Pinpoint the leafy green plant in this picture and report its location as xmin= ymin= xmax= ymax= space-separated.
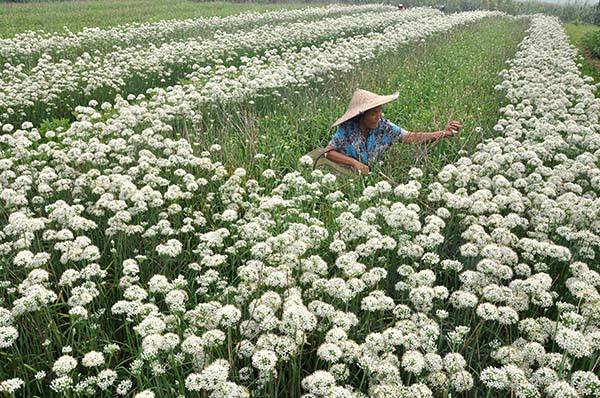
xmin=38 ymin=117 xmax=71 ymax=135
xmin=582 ymin=29 xmax=600 ymax=57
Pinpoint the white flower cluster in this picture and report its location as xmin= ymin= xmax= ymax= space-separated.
xmin=436 ymin=15 xmax=600 ymax=397
xmin=0 ymin=4 xmax=393 ymax=66
xmin=0 ymin=7 xmax=439 ymax=124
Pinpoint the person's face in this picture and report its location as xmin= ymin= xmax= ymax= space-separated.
xmin=360 ymin=105 xmax=383 ymax=130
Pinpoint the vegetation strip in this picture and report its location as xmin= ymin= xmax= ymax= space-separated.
xmin=436 ymin=16 xmax=600 ymax=396
xmin=0 ymin=10 xmax=495 ymax=150
xmin=564 ymin=23 xmax=600 ymax=97
xmin=0 ymin=0 xmax=326 ymax=39
xmin=0 ymin=4 xmax=391 ymax=67
xmin=0 ymin=7 xmax=438 ymax=126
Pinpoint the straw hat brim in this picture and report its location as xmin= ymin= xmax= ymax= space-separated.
xmin=331 ymin=91 xmax=399 ymax=128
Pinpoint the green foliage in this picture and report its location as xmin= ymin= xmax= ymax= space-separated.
xmin=564 ymin=20 xmax=600 ymax=45
xmin=564 ymin=23 xmax=600 ymax=94
xmin=583 ymin=29 xmax=600 ymax=57
xmin=38 ymin=117 xmax=71 ymax=135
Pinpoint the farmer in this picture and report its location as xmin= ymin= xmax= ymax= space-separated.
xmin=308 ymin=89 xmax=461 ymax=176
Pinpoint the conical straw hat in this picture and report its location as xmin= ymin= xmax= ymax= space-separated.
xmin=331 ymin=89 xmax=399 ymax=128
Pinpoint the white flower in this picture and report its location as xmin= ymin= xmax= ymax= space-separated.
xmin=116 ymin=379 xmax=133 ymax=395
xmin=155 ymin=239 xmax=183 ymax=257
xmin=217 ymin=305 xmax=242 ymax=328
xmin=571 ymin=371 xmax=600 ymax=396
xmin=450 ymin=371 xmax=474 ymax=392
xmin=476 ymin=303 xmax=499 ymax=321
xmin=201 ymin=329 xmax=226 ymax=349
xmin=96 ymin=369 xmax=117 ymax=390
xmin=252 ymin=349 xmax=277 ymax=373
xmin=185 ymin=359 xmax=229 ymax=391
xmin=82 ymin=351 xmax=105 ymax=367
xmin=402 ymin=350 xmax=425 ymax=374
xmin=444 ymin=353 xmax=466 ymax=373
xmin=165 ymin=289 xmax=188 ymax=312
xmin=497 ymin=306 xmax=519 ymax=325
xmin=262 ymin=169 xmax=276 ymax=179
xmin=299 ymin=155 xmax=314 ymax=167
xmin=0 ymin=378 xmax=23 ymax=394
xmin=302 ymin=370 xmax=335 ymax=396
xmin=49 ymin=376 xmax=73 ymax=393
xmin=181 ymin=335 xmax=204 ymax=356
xmin=221 ymin=209 xmax=238 ymax=222
xmin=408 ymin=167 xmax=424 ymax=179
xmin=545 ymin=381 xmax=578 ymax=398
xmin=0 ymin=326 xmax=18 ymax=348
xmin=52 ymin=355 xmax=77 ymax=375
xmin=148 ymin=275 xmax=172 ymax=293
xmin=133 ymin=390 xmax=155 ymax=398
xmin=555 ymin=327 xmax=592 ymax=358
xmin=317 ymin=342 xmax=343 ymax=363
xmin=450 ymin=290 xmax=478 ymax=308
xmin=134 ymin=316 xmax=166 ymax=337
xmin=361 ymin=290 xmax=394 ymax=312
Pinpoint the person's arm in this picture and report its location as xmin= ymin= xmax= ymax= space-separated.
xmin=401 ymin=120 xmax=461 ymax=144
xmin=324 ymin=145 xmax=370 ymax=175
xmin=401 ymin=130 xmax=451 ymax=144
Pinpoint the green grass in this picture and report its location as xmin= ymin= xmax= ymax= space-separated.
xmin=565 ymin=21 xmax=600 ymax=46
xmin=564 ymin=23 xmax=600 ymax=93
xmin=0 ymin=0 xmax=324 ymax=38
xmin=196 ymin=17 xmax=528 ymax=187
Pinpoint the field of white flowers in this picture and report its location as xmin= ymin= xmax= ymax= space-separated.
xmin=0 ymin=4 xmax=391 ymax=66
xmin=0 ymin=4 xmax=599 ymax=398
xmin=1 ymin=6 xmax=439 ymax=125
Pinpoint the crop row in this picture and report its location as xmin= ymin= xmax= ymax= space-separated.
xmin=0 ymin=3 xmax=394 ymax=68
xmin=180 ymin=11 xmax=504 ymax=109
xmin=0 ymin=7 xmax=440 ymax=125
xmin=426 ymin=14 xmax=600 ymax=397
xmin=44 ymin=10 xmax=497 ymax=142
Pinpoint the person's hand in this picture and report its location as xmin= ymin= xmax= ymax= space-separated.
xmin=353 ymin=160 xmax=370 ymax=175
xmin=444 ymin=120 xmax=462 ymax=137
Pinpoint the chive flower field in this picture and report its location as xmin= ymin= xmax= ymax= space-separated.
xmin=0 ymin=4 xmax=599 ymax=398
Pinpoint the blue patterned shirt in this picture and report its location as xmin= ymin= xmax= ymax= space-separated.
xmin=328 ymin=118 xmax=407 ymax=165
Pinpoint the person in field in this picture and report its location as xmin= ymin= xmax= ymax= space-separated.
xmin=309 ymin=89 xmax=461 ymax=176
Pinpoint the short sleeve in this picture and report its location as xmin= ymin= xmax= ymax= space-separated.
xmin=327 ymin=125 xmax=347 ymax=151
xmin=387 ymin=120 xmax=407 ymax=140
